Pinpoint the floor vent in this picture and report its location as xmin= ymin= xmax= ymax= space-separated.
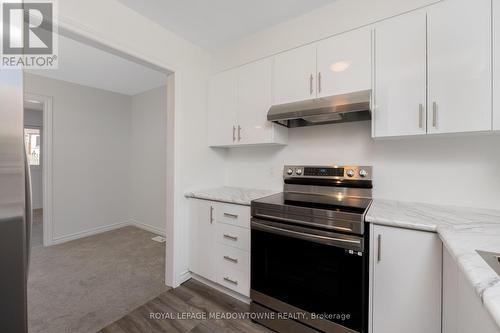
xmin=151 ymin=236 xmax=166 ymax=243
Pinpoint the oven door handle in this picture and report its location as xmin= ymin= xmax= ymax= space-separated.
xmin=251 ymin=219 xmax=362 ymax=251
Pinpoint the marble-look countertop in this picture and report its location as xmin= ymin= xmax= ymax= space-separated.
xmin=366 ymin=199 xmax=500 ymax=329
xmin=185 ymin=186 xmax=278 ymax=206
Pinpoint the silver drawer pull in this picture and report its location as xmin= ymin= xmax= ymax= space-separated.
xmin=377 ymin=234 xmax=382 ymax=263
xmin=223 ymin=234 xmax=238 ymax=241
xmin=223 ymin=213 xmax=238 ymax=219
xmin=432 ymin=102 xmax=438 ymax=128
xmin=223 ymin=255 xmax=238 ymax=263
xmin=223 ymin=277 xmax=238 ymax=285
xmin=418 ymin=104 xmax=424 ymax=129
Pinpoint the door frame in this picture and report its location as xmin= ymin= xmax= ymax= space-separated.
xmin=24 ymin=92 xmax=54 ymax=247
xmin=32 ymin=22 xmax=179 ymax=287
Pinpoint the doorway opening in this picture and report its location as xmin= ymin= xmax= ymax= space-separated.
xmin=24 ymin=96 xmax=49 ymax=248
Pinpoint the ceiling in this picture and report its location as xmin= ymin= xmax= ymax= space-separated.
xmin=117 ymin=0 xmax=337 ymax=49
xmin=27 ymin=35 xmax=168 ymax=96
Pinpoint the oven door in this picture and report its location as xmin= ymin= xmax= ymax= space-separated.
xmin=251 ymin=218 xmax=367 ymax=333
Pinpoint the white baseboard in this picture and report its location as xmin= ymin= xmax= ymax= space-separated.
xmin=129 ymin=219 xmax=166 ymax=236
xmin=50 ymin=219 xmax=166 ymax=245
xmin=51 ymin=220 xmax=129 ymax=245
xmin=177 ymin=270 xmax=192 ymax=287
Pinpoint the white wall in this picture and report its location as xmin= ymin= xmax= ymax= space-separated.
xmin=130 ymin=86 xmax=167 ymax=235
xmin=24 ymin=109 xmax=43 ymax=209
xmin=214 ymin=0 xmax=500 ymax=210
xmin=225 ymin=122 xmax=500 ymax=209
xmin=32 ymin=0 xmax=226 ymax=286
xmin=24 ymin=73 xmax=132 ymax=241
xmin=211 ymin=0 xmax=441 ymax=72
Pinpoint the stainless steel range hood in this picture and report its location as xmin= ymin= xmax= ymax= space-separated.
xmin=267 ymin=90 xmax=372 ymax=128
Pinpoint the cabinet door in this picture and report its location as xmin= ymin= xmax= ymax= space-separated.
xmin=236 ymin=58 xmax=274 ymax=145
xmin=188 ymin=199 xmax=216 ymax=280
xmin=427 ymin=0 xmax=492 ymax=134
xmin=208 ymin=70 xmax=237 ymax=146
xmin=371 ymin=225 xmax=442 ymax=333
xmin=494 ymin=0 xmax=500 ymax=131
xmin=373 ymin=10 xmax=427 ymax=137
xmin=273 ymin=44 xmax=317 ymax=105
xmin=317 ymin=28 xmax=372 ymax=98
xmin=443 ymin=247 xmax=498 ymax=333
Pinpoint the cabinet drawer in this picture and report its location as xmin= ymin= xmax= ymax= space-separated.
xmin=215 ymin=222 xmax=250 ymax=251
xmin=216 ymin=261 xmax=250 ymax=297
xmin=216 ymin=203 xmax=251 ymax=228
xmin=215 ymin=243 xmax=250 ymax=273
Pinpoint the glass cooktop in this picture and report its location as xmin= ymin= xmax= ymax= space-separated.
xmin=253 ymin=192 xmax=372 ymax=215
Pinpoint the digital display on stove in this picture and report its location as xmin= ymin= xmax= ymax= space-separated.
xmin=304 ymin=167 xmax=344 ymax=177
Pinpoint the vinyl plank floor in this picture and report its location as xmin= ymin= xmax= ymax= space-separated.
xmin=100 ymin=279 xmax=272 ymax=333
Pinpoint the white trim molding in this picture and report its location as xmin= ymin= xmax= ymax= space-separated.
xmin=129 ymin=219 xmax=166 ymax=236
xmin=24 ymin=92 xmax=54 ymax=247
xmin=51 ymin=220 xmax=130 ymax=245
xmin=50 ymin=219 xmax=166 ymax=245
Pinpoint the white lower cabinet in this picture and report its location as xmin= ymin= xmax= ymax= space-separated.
xmin=188 ymin=198 xmax=251 ymax=297
xmin=370 ymin=225 xmax=442 ymax=333
xmin=188 ymin=199 xmax=217 ymax=281
xmin=443 ymin=247 xmax=498 ymax=333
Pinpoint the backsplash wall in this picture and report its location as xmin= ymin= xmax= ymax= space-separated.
xmin=224 ymin=121 xmax=500 ymax=209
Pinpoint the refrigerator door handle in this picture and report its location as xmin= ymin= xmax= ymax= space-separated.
xmin=24 ymin=145 xmax=32 ymax=271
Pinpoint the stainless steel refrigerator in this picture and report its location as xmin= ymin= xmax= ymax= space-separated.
xmin=0 ymin=70 xmax=32 ymax=333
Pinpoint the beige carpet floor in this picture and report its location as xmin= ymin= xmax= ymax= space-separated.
xmin=28 ymin=226 xmax=169 ymax=333
xmin=31 ymin=209 xmax=43 ymax=247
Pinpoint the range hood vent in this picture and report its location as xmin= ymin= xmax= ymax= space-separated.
xmin=267 ymin=90 xmax=372 ymax=128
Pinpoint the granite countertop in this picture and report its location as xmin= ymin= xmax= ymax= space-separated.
xmin=185 ymin=186 xmax=279 ymax=206
xmin=366 ymin=199 xmax=500 ymax=329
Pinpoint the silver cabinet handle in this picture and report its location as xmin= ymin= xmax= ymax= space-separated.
xmin=318 ymin=72 xmax=322 ymax=94
xmin=432 ymin=102 xmax=438 ymax=128
xmin=209 ymin=206 xmax=214 ymax=224
xmin=223 ymin=255 xmax=238 ymax=263
xmin=223 ymin=234 xmax=238 ymax=241
xmin=232 ymin=125 xmax=236 ymax=142
xmin=419 ymin=104 xmax=424 ymax=129
xmin=377 ymin=234 xmax=382 ymax=262
xmin=237 ymin=125 xmax=241 ymax=141
xmin=309 ymin=74 xmax=314 ymax=95
xmin=223 ymin=277 xmax=238 ymax=285
xmin=223 ymin=213 xmax=238 ymax=219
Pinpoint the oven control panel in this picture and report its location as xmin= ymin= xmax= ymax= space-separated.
xmin=284 ymin=165 xmax=372 ymax=181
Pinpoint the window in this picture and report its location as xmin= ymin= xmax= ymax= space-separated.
xmin=24 ymin=127 xmax=41 ymax=166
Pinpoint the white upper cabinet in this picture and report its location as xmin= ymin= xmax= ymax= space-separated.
xmin=208 ymin=60 xmax=287 ymax=147
xmin=373 ymin=10 xmax=427 ymax=137
xmin=273 ymin=44 xmax=317 ymax=105
xmin=208 ymin=69 xmax=237 ymax=147
xmin=317 ymin=28 xmax=372 ymax=98
xmin=237 ymin=58 xmax=287 ymax=145
xmin=493 ymin=0 xmax=500 ymax=131
xmin=427 ymin=0 xmax=492 ymax=134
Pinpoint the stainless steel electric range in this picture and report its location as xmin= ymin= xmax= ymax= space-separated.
xmin=250 ymin=165 xmax=373 ymax=333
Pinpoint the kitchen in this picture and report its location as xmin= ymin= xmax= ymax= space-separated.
xmin=185 ymin=0 xmax=500 ymax=332
xmin=1 ymin=0 xmax=500 ymax=332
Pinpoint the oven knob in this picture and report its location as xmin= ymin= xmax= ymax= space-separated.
xmin=286 ymin=168 xmax=293 ymax=175
xmin=346 ymin=169 xmax=355 ymax=177
xmin=296 ymin=168 xmax=303 ymax=175
xmin=359 ymin=169 xmax=368 ymax=178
